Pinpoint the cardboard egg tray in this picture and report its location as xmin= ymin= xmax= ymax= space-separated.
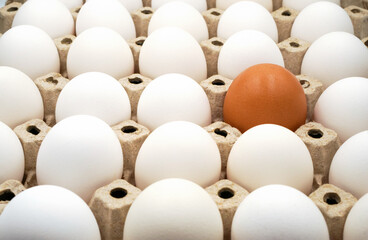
xmin=0 ymin=0 xmax=367 ymax=239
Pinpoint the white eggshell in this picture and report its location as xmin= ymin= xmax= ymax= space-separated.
xmin=283 ymin=0 xmax=340 ymax=11
xmin=301 ymin=32 xmax=368 ymax=87
xmin=344 ymin=193 xmax=368 ymax=239
xmin=36 ymin=115 xmax=123 ymax=202
xmin=137 ymin=73 xmax=211 ymax=130
xmin=67 ymin=27 xmax=134 ymax=79
xmin=0 ymin=185 xmax=101 ymax=240
xmin=139 ymin=27 xmax=207 ymax=82
xmin=56 ymin=0 xmax=84 ymax=10
xmin=217 ymin=1 xmax=278 ymax=41
xmin=329 ymin=131 xmax=368 ymax=198
xmin=135 ymin=121 xmax=221 ymax=189
xmin=0 ymin=121 xmax=24 ymax=183
xmin=151 ymin=0 xmax=207 ymax=12
xmin=314 ymin=77 xmax=368 ymax=142
xmin=124 ymin=178 xmax=223 ymax=240
xmin=216 ymin=0 xmax=273 ymax=12
xmin=148 ymin=1 xmax=208 ymax=42
xmin=12 ymin=0 xmax=74 ymax=39
xmin=77 ymin=0 xmax=136 ymax=39
xmin=0 ymin=66 xmax=44 ymax=128
xmin=218 ymin=29 xmax=284 ymax=79
xmin=86 ymin=0 xmax=143 ymax=12
xmin=56 ymin=72 xmax=131 ymax=126
xmin=232 ymin=185 xmax=329 ymax=240
xmin=0 ymin=25 xmax=60 ymax=79
xmin=227 ymin=124 xmax=313 ymax=194
xmin=291 ymin=2 xmax=353 ymax=43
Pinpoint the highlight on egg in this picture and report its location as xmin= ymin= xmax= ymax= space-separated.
xmin=151 ymin=0 xmax=207 ymax=12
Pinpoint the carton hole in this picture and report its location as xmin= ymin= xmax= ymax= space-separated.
xmin=7 ymin=7 xmax=18 ymax=12
xmin=218 ymin=188 xmax=234 ymax=199
xmin=308 ymin=129 xmax=323 ymax=139
xmin=214 ymin=128 xmax=228 ymax=137
xmin=212 ymin=79 xmax=225 ymax=86
xmin=27 ymin=125 xmax=40 ymax=136
xmin=141 ymin=9 xmax=152 ymax=14
xmin=46 ymin=76 xmax=58 ymax=85
xmin=282 ymin=10 xmax=291 ymax=16
xmin=0 ymin=189 xmax=15 ymax=201
xmin=128 ymin=77 xmax=143 ymax=84
xmin=351 ymin=8 xmax=361 ymax=13
xmin=110 ymin=188 xmax=127 ymax=199
xmin=299 ymin=79 xmax=310 ymax=89
xmin=289 ymin=42 xmax=300 ymax=48
xmin=61 ymin=38 xmax=72 ymax=45
xmin=75 ymin=8 xmax=80 ymax=13
xmin=135 ymin=39 xmax=145 ymax=46
xmin=323 ymin=192 xmax=341 ymax=205
xmin=122 ymin=126 xmax=138 ymax=133
xmin=212 ymin=40 xmax=223 ymax=46
xmin=211 ymin=11 xmax=221 ymax=16
xmin=365 ymin=40 xmax=368 ymax=47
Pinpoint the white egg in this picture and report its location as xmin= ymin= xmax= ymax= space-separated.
xmin=151 ymin=0 xmax=207 ymax=12
xmin=56 ymin=0 xmax=83 ymax=10
xmin=148 ymin=1 xmax=208 ymax=42
xmin=314 ymin=77 xmax=368 ymax=142
xmin=67 ymin=27 xmax=134 ymax=79
xmin=227 ymin=124 xmax=313 ymax=194
xmin=0 ymin=121 xmax=24 ymax=183
xmin=135 ymin=121 xmax=221 ymax=189
xmin=329 ymin=131 xmax=368 ymax=198
xmin=137 ymin=73 xmax=211 ymax=130
xmin=86 ymin=0 xmax=143 ymax=12
xmin=0 ymin=185 xmax=101 ymax=240
xmin=291 ymin=2 xmax=353 ymax=43
xmin=301 ymin=32 xmax=368 ymax=87
xmin=283 ymin=0 xmax=340 ymax=11
xmin=36 ymin=115 xmax=123 ymax=202
xmin=232 ymin=185 xmax=329 ymax=240
xmin=217 ymin=1 xmax=278 ymax=41
xmin=216 ymin=0 xmax=273 ymax=12
xmin=217 ymin=29 xmax=284 ymax=79
xmin=124 ymin=178 xmax=223 ymax=240
xmin=344 ymin=193 xmax=368 ymax=239
xmin=12 ymin=0 xmax=74 ymax=39
xmin=0 ymin=66 xmax=44 ymax=128
xmin=55 ymin=72 xmax=131 ymax=126
xmin=76 ymin=0 xmax=136 ymax=39
xmin=139 ymin=27 xmax=207 ymax=82
xmin=0 ymin=25 xmax=60 ymax=80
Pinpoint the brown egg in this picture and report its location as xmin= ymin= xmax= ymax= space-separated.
xmin=223 ymin=64 xmax=307 ymax=133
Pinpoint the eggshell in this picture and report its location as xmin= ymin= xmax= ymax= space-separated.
xmin=301 ymin=32 xmax=368 ymax=87
xmin=0 ymin=25 xmax=60 ymax=80
xmin=344 ymin=193 xmax=368 ymax=239
xmin=314 ymin=77 xmax=368 ymax=142
xmin=227 ymin=124 xmax=313 ymax=194
xmin=36 ymin=115 xmax=123 ymax=202
xmin=0 ymin=66 xmax=44 ymax=128
xmin=148 ymin=1 xmax=208 ymax=42
xmin=329 ymin=131 xmax=368 ymax=198
xmin=67 ymin=27 xmax=134 ymax=79
xmin=137 ymin=73 xmax=211 ymax=130
xmin=124 ymin=178 xmax=223 ymax=240
xmin=135 ymin=121 xmax=221 ymax=189
xmin=12 ymin=0 xmax=74 ymax=39
xmin=56 ymin=0 xmax=84 ymax=10
xmin=217 ymin=30 xmax=284 ymax=80
xmin=223 ymin=64 xmax=307 ymax=132
xmin=139 ymin=27 xmax=207 ymax=82
xmin=86 ymin=0 xmax=143 ymax=12
xmin=291 ymin=2 xmax=353 ymax=43
xmin=0 ymin=185 xmax=101 ymax=240
xmin=216 ymin=0 xmax=273 ymax=12
xmin=76 ymin=0 xmax=136 ymax=40
xmin=232 ymin=185 xmax=329 ymax=240
xmin=217 ymin=1 xmax=278 ymax=41
xmin=151 ymin=0 xmax=207 ymax=12
xmin=55 ymin=72 xmax=131 ymax=126
xmin=283 ymin=0 xmax=340 ymax=11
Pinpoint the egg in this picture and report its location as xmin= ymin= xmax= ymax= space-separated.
xmin=12 ymin=0 xmax=74 ymax=39
xmin=0 ymin=66 xmax=44 ymax=128
xmin=135 ymin=121 xmax=221 ymax=189
xmin=151 ymin=0 xmax=207 ymax=12
xmin=314 ymin=77 xmax=368 ymax=142
xmin=124 ymin=178 xmax=223 ymax=240
xmin=56 ymin=0 xmax=84 ymax=10
xmin=0 ymin=25 xmax=60 ymax=80
xmin=86 ymin=0 xmax=143 ymax=12
xmin=67 ymin=27 xmax=134 ymax=79
xmin=0 ymin=185 xmax=101 ymax=240
xmin=223 ymin=64 xmax=307 ymax=132
xmin=283 ymin=0 xmax=340 ymax=11
xmin=217 ymin=30 xmax=284 ymax=80
xmin=76 ymin=0 xmax=136 ymax=40
xmin=301 ymin=32 xmax=368 ymax=87
xmin=217 ymin=1 xmax=278 ymax=41
xmin=216 ymin=0 xmax=273 ymax=12
xmin=36 ymin=115 xmax=123 ymax=202
xmin=291 ymin=2 xmax=353 ymax=43
xmin=344 ymin=193 xmax=368 ymax=239
xmin=0 ymin=121 xmax=24 ymax=183
xmin=139 ymin=27 xmax=207 ymax=82
xmin=148 ymin=1 xmax=208 ymax=42
xmin=55 ymin=72 xmax=131 ymax=126
xmin=137 ymin=73 xmax=211 ymax=130
xmin=232 ymin=185 xmax=329 ymax=239
xmin=329 ymin=131 xmax=368 ymax=198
